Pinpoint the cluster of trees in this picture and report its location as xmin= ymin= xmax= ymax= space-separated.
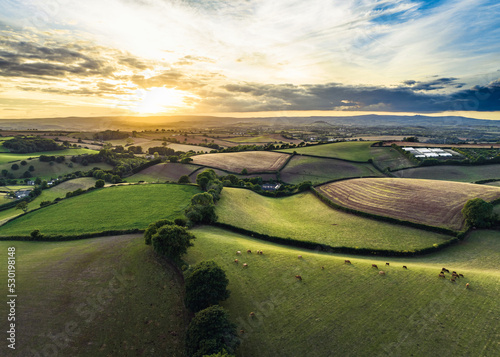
xmin=92 ymin=130 xmax=128 ymax=141
xmin=92 ymin=169 xmax=121 ymax=184
xmin=3 ymin=136 xmax=65 ymax=153
xmin=184 ymin=170 xmax=223 ymax=225
xmin=462 ymin=198 xmax=499 ymax=228
xmin=219 ymin=173 xmax=312 ymax=197
xmin=39 ymin=155 xmax=65 ymax=163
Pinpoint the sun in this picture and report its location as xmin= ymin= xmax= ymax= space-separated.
xmin=128 ymin=86 xmax=194 ymax=114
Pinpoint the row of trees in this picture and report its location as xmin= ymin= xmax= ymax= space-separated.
xmin=3 ymin=136 xmax=65 ymax=153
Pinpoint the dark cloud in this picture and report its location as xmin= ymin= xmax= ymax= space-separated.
xmin=401 ymin=77 xmax=463 ymax=91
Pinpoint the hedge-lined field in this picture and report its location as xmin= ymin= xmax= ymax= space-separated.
xmin=186 ymin=226 xmax=500 ymax=357
xmin=316 ymin=178 xmax=500 ymax=231
xmin=280 ymin=156 xmax=382 ymax=184
xmin=394 ymin=164 xmax=500 ymax=182
xmin=0 ymin=235 xmax=188 ymax=356
xmin=0 ymin=184 xmax=199 ymax=236
xmin=215 ymin=188 xmax=450 ymax=251
xmin=278 ymin=141 xmax=377 ymax=161
xmin=0 ymin=148 xmax=98 ymax=165
xmin=126 ymin=163 xmax=200 ymax=183
xmin=191 ymin=151 xmax=290 ymax=173
xmin=369 ymin=146 xmax=416 ymax=171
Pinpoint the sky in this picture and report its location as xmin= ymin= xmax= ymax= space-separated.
xmin=0 ymin=0 xmax=499 ymax=119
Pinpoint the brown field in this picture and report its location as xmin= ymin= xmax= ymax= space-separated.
xmin=383 ymin=141 xmax=500 ymax=148
xmin=316 ymin=178 xmax=500 ymax=231
xmin=126 ymin=163 xmax=200 ymax=182
xmin=191 ymin=151 xmax=290 ymax=173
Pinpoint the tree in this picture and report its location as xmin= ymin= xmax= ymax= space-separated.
xmin=16 ymin=201 xmax=28 ymax=213
xmin=22 ymin=171 xmax=31 ymax=178
xmin=185 ymin=305 xmax=239 ymax=357
xmin=241 ymin=168 xmax=248 ymax=175
xmin=196 ymin=169 xmax=217 ymax=191
xmin=11 ymin=164 xmax=19 ymax=171
xmin=20 ymin=160 xmax=27 ymax=166
xmin=144 ymin=219 xmax=175 ymax=245
xmin=181 ymin=157 xmax=193 ymax=164
xmin=95 ymin=179 xmax=105 ymax=188
xmin=151 ymin=225 xmax=195 ymax=261
xmin=178 ymin=175 xmax=190 ymax=184
xmin=185 ymin=261 xmax=230 ymax=312
xmin=28 ymin=165 xmax=35 ymax=172
xmin=298 ymin=181 xmax=312 ymax=192
xmin=185 ymin=193 xmax=217 ymax=224
xmin=462 ymin=198 xmax=497 ymax=228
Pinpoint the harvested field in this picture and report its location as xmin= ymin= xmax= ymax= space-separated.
xmin=191 ymin=151 xmax=290 ymax=173
xmin=127 ymin=163 xmax=200 ymax=182
xmin=316 ymin=178 xmax=500 ymax=231
xmin=280 ymin=156 xmax=382 ymax=184
xmin=394 ymin=164 xmax=500 ymax=182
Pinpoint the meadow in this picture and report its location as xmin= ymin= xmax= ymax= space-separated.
xmin=394 ymin=164 xmax=500 ymax=182
xmin=126 ymin=163 xmax=201 ymax=183
xmin=369 ymin=146 xmax=416 ymax=171
xmin=215 ymin=188 xmax=450 ymax=251
xmin=191 ymin=151 xmax=290 ymax=173
xmin=280 ymin=155 xmax=382 ymax=184
xmin=278 ymin=141 xmax=378 ymax=161
xmin=316 ymin=178 xmax=500 ymax=231
xmin=0 ymin=148 xmax=98 ymax=165
xmin=184 ymin=226 xmax=500 ymax=357
xmin=0 ymin=184 xmax=199 ymax=236
xmin=0 ymin=235 xmax=188 ymax=356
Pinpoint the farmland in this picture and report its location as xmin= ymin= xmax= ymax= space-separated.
xmin=279 ymin=156 xmax=383 ymax=185
xmin=0 ymin=235 xmax=188 ymax=356
xmin=394 ymin=164 xmax=500 ymax=182
xmin=126 ymin=163 xmax=200 ymax=183
xmin=0 ymin=148 xmax=98 ymax=165
xmin=369 ymin=146 xmax=416 ymax=171
xmin=0 ymin=184 xmax=199 ymax=236
xmin=216 ymin=188 xmax=450 ymax=251
xmin=278 ymin=141 xmax=377 ymax=161
xmin=191 ymin=151 xmax=290 ymax=173
xmin=316 ymin=178 xmax=500 ymax=231
xmin=184 ymin=226 xmax=500 ymax=357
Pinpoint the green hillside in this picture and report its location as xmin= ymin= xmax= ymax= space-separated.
xmin=278 ymin=141 xmax=377 ymax=161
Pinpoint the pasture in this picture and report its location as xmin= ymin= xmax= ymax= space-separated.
xmin=278 ymin=141 xmax=377 ymax=161
xmin=185 ymin=226 xmax=500 ymax=357
xmin=0 ymin=235 xmax=188 ymax=356
xmin=191 ymin=151 xmax=290 ymax=173
xmin=394 ymin=164 xmax=500 ymax=183
xmin=0 ymin=148 xmax=98 ymax=165
xmin=369 ymin=146 xmax=416 ymax=171
xmin=126 ymin=163 xmax=200 ymax=183
xmin=316 ymin=178 xmax=500 ymax=231
xmin=280 ymin=156 xmax=382 ymax=185
xmin=0 ymin=184 xmax=199 ymax=236
xmin=216 ymin=188 xmax=450 ymax=251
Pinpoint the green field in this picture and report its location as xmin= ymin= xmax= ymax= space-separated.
xmin=0 ymin=148 xmax=98 ymax=165
xmin=0 ymin=235 xmax=188 ymax=356
xmin=185 ymin=226 xmax=500 ymax=357
xmin=127 ymin=163 xmax=201 ymax=183
xmin=394 ymin=164 xmax=500 ymax=182
xmin=215 ymin=188 xmax=450 ymax=250
xmin=278 ymin=141 xmax=377 ymax=161
xmin=224 ymin=135 xmax=281 ymax=143
xmin=280 ymin=156 xmax=382 ymax=184
xmin=0 ymin=184 xmax=199 ymax=236
xmin=369 ymin=146 xmax=416 ymax=171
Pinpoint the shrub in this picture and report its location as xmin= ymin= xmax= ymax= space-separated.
xmin=185 ymin=261 xmax=230 ymax=313
xmin=151 ymin=225 xmax=195 ymax=261
xmin=95 ymin=179 xmax=105 ymax=188
xmin=144 ymin=219 xmax=175 ymax=245
xmin=462 ymin=198 xmax=496 ymax=228
xmin=178 ymin=175 xmax=190 ymax=184
xmin=11 ymin=164 xmax=19 ymax=170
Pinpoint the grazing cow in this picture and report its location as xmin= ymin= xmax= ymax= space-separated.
xmin=295 ymin=275 xmax=302 ymax=280
xmin=234 ymin=259 xmax=239 ymax=264
xmin=243 ymin=263 xmax=248 ymax=268
xmin=258 ymin=250 xmax=263 ymax=255
xmin=450 ymin=277 xmax=456 ymax=282
xmin=372 ymin=264 xmax=378 ymax=269
xmin=466 ymin=283 xmax=470 ymax=289
xmin=236 ymin=251 xmax=241 ymax=255
xmin=344 ymin=260 xmax=351 ymax=264
xmin=439 ymin=273 xmax=445 ymax=278
xmin=452 ymin=271 xmax=457 ymax=275
xmin=240 ymin=330 xmax=245 ymax=334
xmin=459 ymin=273 xmax=464 ymax=278
xmin=247 ymin=249 xmax=252 ymax=253
xmin=403 ymin=266 xmax=408 ymax=269
xmin=379 ymin=271 xmax=385 ymax=275
xmin=298 ymin=255 xmax=302 ymax=259
xmin=321 ymin=266 xmax=325 ymax=270
xmin=385 ymin=262 xmax=390 ymax=266
xmin=249 ymin=312 xmax=255 ymax=317
xmin=452 ymin=272 xmax=458 ymax=277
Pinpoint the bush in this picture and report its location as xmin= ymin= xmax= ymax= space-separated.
xmin=95 ymin=179 xmax=105 ymax=188
xmin=462 ymin=198 xmax=496 ymax=228
xmin=185 ymin=305 xmax=239 ymax=357
xmin=185 ymin=193 xmax=217 ymax=225
xmin=151 ymin=225 xmax=195 ymax=261
xmin=185 ymin=261 xmax=230 ymax=313
xmin=144 ymin=219 xmax=175 ymax=245
xmin=178 ymin=175 xmax=190 ymax=184
xmin=11 ymin=164 xmax=19 ymax=170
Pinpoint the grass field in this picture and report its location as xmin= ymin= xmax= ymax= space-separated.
xmin=278 ymin=141 xmax=378 ymax=161
xmin=222 ymin=134 xmax=296 ymax=144
xmin=185 ymin=226 xmax=500 ymax=357
xmin=486 ymin=180 xmax=500 ymax=187
xmin=394 ymin=164 xmax=500 ymax=182
xmin=369 ymin=146 xmax=416 ymax=171
xmin=216 ymin=188 xmax=450 ymax=250
xmin=191 ymin=151 xmax=290 ymax=173
xmin=0 ymin=235 xmax=188 ymax=356
xmin=0 ymin=184 xmax=199 ymax=236
xmin=316 ymin=178 xmax=500 ymax=231
xmin=0 ymin=148 xmax=98 ymax=165
xmin=280 ymin=156 xmax=383 ymax=184
xmin=126 ymin=163 xmax=201 ymax=183
xmin=0 ymin=158 xmax=112 ymax=181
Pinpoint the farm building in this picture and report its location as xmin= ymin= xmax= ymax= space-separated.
xmin=261 ymin=183 xmax=281 ymax=191
xmin=403 ymin=147 xmax=454 ymax=158
xmin=15 ymin=190 xmax=31 ymax=199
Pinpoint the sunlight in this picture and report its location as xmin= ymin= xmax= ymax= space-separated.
xmin=127 ymin=86 xmax=194 ymax=114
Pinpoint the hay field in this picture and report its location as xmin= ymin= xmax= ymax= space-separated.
xmin=191 ymin=151 xmax=290 ymax=173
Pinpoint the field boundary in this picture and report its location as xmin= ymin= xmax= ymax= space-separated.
xmin=0 ymin=228 xmax=144 ymax=241
xmin=212 ymin=222 xmax=459 ymax=257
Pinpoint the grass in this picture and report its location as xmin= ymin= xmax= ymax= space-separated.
xmin=278 ymin=141 xmax=378 ymax=161
xmin=216 ymin=188 xmax=450 ymax=251
xmin=191 ymin=151 xmax=290 ymax=174
xmin=369 ymin=146 xmax=416 ymax=171
xmin=394 ymin=164 xmax=500 ymax=183
xmin=0 ymin=235 xmax=188 ymax=356
xmin=224 ymin=135 xmax=282 ymax=143
xmin=126 ymin=163 xmax=200 ymax=183
xmin=280 ymin=156 xmax=383 ymax=184
xmin=316 ymin=178 xmax=500 ymax=231
xmin=185 ymin=226 xmax=500 ymax=357
xmin=0 ymin=148 xmax=98 ymax=165
xmin=0 ymin=184 xmax=200 ymax=236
